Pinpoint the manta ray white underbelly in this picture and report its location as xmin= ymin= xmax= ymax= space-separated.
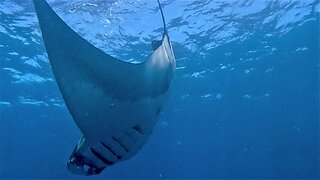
xmin=33 ymin=0 xmax=175 ymax=175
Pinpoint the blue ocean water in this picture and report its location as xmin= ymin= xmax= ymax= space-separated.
xmin=0 ymin=0 xmax=319 ymax=178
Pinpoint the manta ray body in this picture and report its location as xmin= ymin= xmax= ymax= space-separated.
xmin=33 ymin=0 xmax=175 ymax=175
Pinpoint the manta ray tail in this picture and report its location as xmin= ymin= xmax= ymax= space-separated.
xmin=157 ymin=0 xmax=167 ymax=34
xmin=152 ymin=0 xmax=168 ymax=50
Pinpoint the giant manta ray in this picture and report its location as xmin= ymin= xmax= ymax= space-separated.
xmin=33 ymin=0 xmax=175 ymax=175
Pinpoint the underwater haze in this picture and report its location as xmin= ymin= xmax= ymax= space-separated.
xmin=0 ymin=0 xmax=319 ymax=178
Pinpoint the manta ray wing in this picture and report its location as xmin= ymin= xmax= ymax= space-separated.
xmin=33 ymin=0 xmax=175 ymax=175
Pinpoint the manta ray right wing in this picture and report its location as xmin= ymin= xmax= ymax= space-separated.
xmin=33 ymin=0 xmax=175 ymax=175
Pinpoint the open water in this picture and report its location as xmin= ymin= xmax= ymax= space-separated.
xmin=0 ymin=0 xmax=319 ymax=178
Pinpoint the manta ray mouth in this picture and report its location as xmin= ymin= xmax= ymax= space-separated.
xmin=67 ymin=125 xmax=146 ymax=175
xmin=67 ymin=148 xmax=104 ymax=175
xmin=33 ymin=0 xmax=175 ymax=175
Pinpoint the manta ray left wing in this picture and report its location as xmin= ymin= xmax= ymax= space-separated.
xmin=33 ymin=0 xmax=175 ymax=175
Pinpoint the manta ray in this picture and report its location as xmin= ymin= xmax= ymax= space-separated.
xmin=33 ymin=0 xmax=175 ymax=175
